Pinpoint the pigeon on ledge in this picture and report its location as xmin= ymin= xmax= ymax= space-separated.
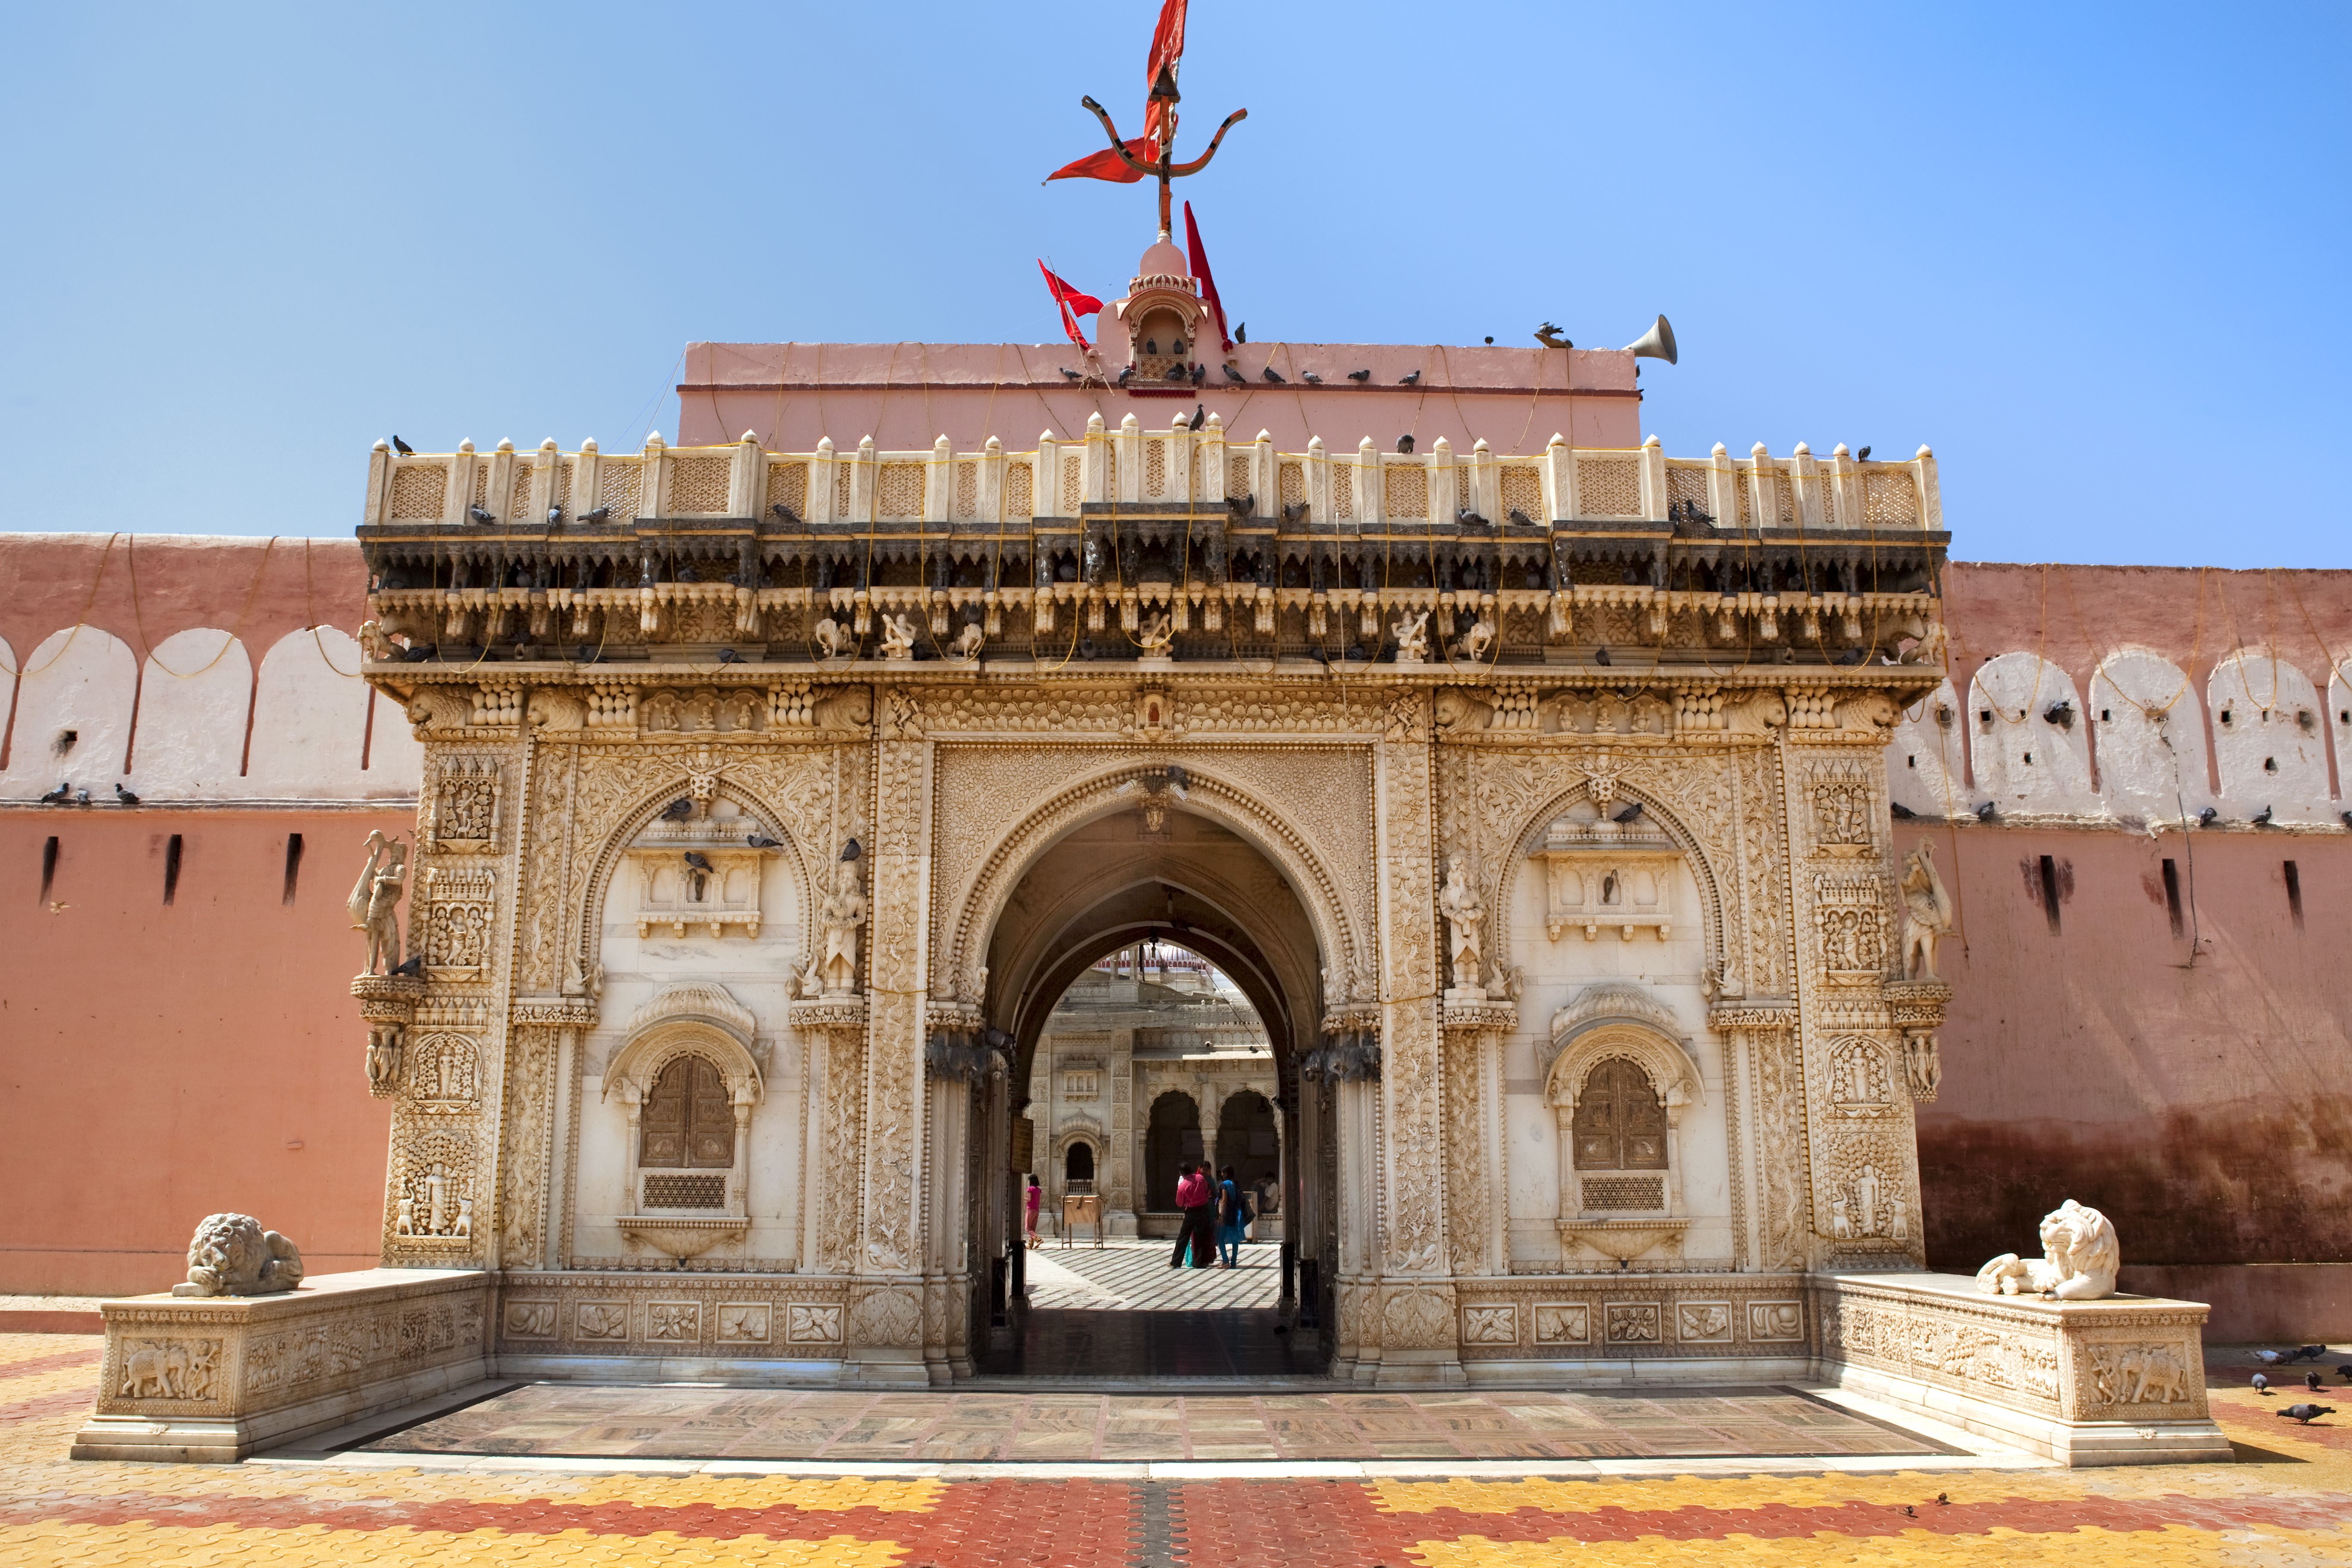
xmin=659 ymin=797 xmax=694 ymax=822
xmin=2280 ymin=1403 xmax=2336 ymax=1423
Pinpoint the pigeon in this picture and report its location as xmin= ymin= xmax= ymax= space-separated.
xmin=1484 ymin=336 xmax=1495 ymax=344
xmin=1060 ymin=366 xmax=1082 ymax=380
xmin=1975 ymin=800 xmax=1998 ymax=823
xmin=1834 ymin=648 xmax=1867 ymax=666
xmin=114 ymin=783 xmax=139 ymax=806
xmin=1261 ymin=366 xmax=1286 ymax=383
xmin=2339 ymin=1364 xmax=2352 ymax=1382
xmin=2251 ymin=804 xmax=2274 ymax=825
xmin=467 ymin=504 xmax=497 ymax=525
xmin=38 ymin=782 xmax=69 ymax=804
xmin=2253 ymin=1372 xmax=2271 ymax=1394
xmin=1166 ymin=764 xmax=1189 ymax=794
xmin=1234 ymin=322 xmax=1247 ymax=343
xmin=659 ymin=797 xmax=695 ymax=822
xmin=1508 ymin=507 xmax=1534 ymax=528
xmin=1856 ymin=446 xmax=1873 ymax=462
xmin=1165 ymin=362 xmax=1188 ymax=381
xmin=1116 ymin=364 xmax=1135 ymax=385
xmin=716 ymin=647 xmax=742 ymax=664
xmin=2291 ymin=1345 xmax=2328 ymax=1364
xmin=404 ymin=644 xmax=435 ymax=661
xmin=1456 ymin=507 xmax=1489 ymax=527
xmin=74 ymin=790 xmax=90 ymax=806
xmin=1347 ymin=369 xmax=1371 ymax=383
xmin=746 ymin=833 xmax=783 ymax=849
xmin=840 ymin=838 xmax=862 ymax=861
xmin=2343 ymin=811 xmax=2352 ymax=829
xmin=2309 ymin=1372 xmax=2326 ymax=1392
xmin=391 ymin=435 xmax=415 ymax=456
xmin=2280 ymin=1403 xmax=2336 ymax=1423
xmin=1890 ymin=801 xmax=1918 ymax=820
xmin=1399 ymin=370 xmax=1421 ymax=385
xmin=1397 ymin=434 xmax=1415 ymax=454
xmin=1594 ymin=647 xmax=1612 ymax=666
xmin=574 ymin=644 xmax=594 ymax=663
xmin=391 ymin=955 xmax=423 ymax=977
xmin=1613 ymin=801 xmax=1644 ymax=824
xmin=1222 ymin=364 xmax=1246 ymax=383
xmin=1534 ymin=322 xmax=1571 ymax=349
xmin=1189 ymin=403 xmax=1206 ymax=432
xmin=683 ymin=851 xmax=714 ymax=873
xmin=580 ymin=505 xmax=612 ymax=524
xmin=1189 ymin=362 xmax=1206 ymax=385
xmin=2198 ymin=805 xmax=2219 ymax=826
xmin=1302 ymin=371 xmax=1323 ymax=384
xmin=1283 ymin=502 xmax=1308 ymax=523
xmin=547 ymin=504 xmax=563 ymax=526
xmin=2255 ymin=1349 xmax=2287 ymax=1365
xmin=771 ymin=502 xmax=801 ymax=523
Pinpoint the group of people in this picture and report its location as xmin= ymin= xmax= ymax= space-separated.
xmin=1169 ymin=1162 xmax=1251 ymax=1268
xmin=1018 ymin=1165 xmax=1274 ymax=1264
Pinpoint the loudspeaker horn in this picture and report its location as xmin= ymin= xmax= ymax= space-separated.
xmin=1623 ymin=314 xmax=1678 ymax=365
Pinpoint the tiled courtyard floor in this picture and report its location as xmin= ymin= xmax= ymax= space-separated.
xmin=7 ymin=1331 xmax=2352 ymax=1564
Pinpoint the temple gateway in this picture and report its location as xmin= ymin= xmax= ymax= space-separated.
xmin=69 ymin=49 xmax=2227 ymax=1466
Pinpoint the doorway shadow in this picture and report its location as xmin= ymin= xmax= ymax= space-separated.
xmin=981 ymin=1307 xmax=1330 ymax=1380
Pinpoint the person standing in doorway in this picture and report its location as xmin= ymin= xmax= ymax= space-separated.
xmin=1170 ymin=1162 xmax=1211 ymax=1267
xmin=1214 ymin=1165 xmax=1248 ymax=1268
xmin=1024 ymin=1173 xmax=1042 ymax=1247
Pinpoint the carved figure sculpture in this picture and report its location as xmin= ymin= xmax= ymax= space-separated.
xmin=1137 ymin=612 xmax=1175 ymax=655
xmin=1976 ymin=1198 xmax=2121 ymax=1301
xmin=879 ymin=613 xmax=918 ymax=660
xmin=1450 ymin=615 xmax=1496 ymax=663
xmin=819 ymin=862 xmax=868 ymax=994
xmin=349 ymin=831 xmax=408 ymax=975
xmin=1391 ymin=610 xmax=1430 ymax=664
xmin=396 ymin=1197 xmax=417 ymax=1236
xmin=949 ymin=622 xmax=985 ymax=661
xmin=1900 ymin=838 xmax=1956 ymax=980
xmin=814 ymin=616 xmax=851 ymax=660
xmin=172 ymin=1213 xmax=304 ymax=1298
xmin=365 ymin=1025 xmax=404 ymax=1091
xmin=1438 ymin=860 xmax=1485 ymax=991
xmin=1903 ymin=1031 xmax=1943 ymax=1099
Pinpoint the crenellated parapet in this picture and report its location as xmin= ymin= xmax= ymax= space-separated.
xmin=357 ymin=427 xmax=1946 ymax=669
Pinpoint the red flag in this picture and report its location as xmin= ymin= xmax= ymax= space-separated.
xmin=1047 ymin=139 xmax=1154 ymax=185
xmin=1057 ymin=297 xmax=1091 ymax=352
xmin=1038 ymin=261 xmax=1104 ymax=317
xmin=1047 ymin=0 xmax=1187 ymax=184
xmin=1183 ymin=201 xmax=1231 ymax=354
xmin=1142 ymin=0 xmax=1187 ymax=153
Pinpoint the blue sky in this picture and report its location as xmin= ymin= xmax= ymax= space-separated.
xmin=1 ymin=2 xmax=2344 ymax=566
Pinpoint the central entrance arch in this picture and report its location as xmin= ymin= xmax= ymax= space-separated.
xmin=956 ymin=770 xmax=1349 ymax=1377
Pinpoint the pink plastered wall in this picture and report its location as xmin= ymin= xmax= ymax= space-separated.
xmin=675 ymin=340 xmax=1645 ymax=453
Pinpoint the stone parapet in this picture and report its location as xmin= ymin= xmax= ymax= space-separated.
xmin=1811 ymin=1271 xmax=2229 ymax=1467
xmin=72 ymin=1268 xmax=493 ymax=1463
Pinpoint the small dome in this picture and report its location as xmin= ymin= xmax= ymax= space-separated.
xmin=1135 ymin=239 xmax=1189 ymax=280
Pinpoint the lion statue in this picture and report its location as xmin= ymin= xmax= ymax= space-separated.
xmin=171 ymin=1213 xmax=305 ymax=1298
xmin=1975 ymin=1198 xmax=2119 ymax=1301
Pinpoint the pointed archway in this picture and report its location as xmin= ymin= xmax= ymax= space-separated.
xmin=962 ymin=788 xmax=1345 ymax=1379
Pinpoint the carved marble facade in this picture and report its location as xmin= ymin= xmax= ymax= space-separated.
xmin=345 ymin=421 xmax=1973 ymax=1389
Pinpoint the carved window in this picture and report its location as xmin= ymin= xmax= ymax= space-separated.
xmin=639 ymin=1055 xmax=734 ymax=1169
xmin=1572 ymin=1058 xmax=1667 ymax=1171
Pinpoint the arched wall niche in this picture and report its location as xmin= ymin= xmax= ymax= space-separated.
xmin=0 ymin=625 xmax=138 ymax=790
xmin=1886 ymin=678 xmax=1965 ymax=817
xmin=2088 ymin=650 xmax=2214 ymax=820
xmin=1966 ymin=652 xmax=2097 ymax=813
xmin=948 ymin=761 xmax=1364 ymax=1015
xmin=575 ymin=777 xmax=814 ymax=990
xmin=2207 ymin=650 xmax=2331 ymax=822
xmin=1490 ymin=778 xmax=1730 ymax=985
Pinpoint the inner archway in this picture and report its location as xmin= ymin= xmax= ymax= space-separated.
xmin=963 ymin=786 xmax=1341 ymax=1381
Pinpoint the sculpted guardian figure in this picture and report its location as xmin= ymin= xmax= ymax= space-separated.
xmin=879 ymin=613 xmax=918 ymax=661
xmin=1976 ymin=1198 xmax=2121 ymax=1301
xmin=1899 ymin=837 xmax=1956 ymax=980
xmin=819 ymin=862 xmax=869 ymax=994
xmin=172 ymin=1213 xmax=304 ymax=1298
xmin=349 ymin=831 xmax=408 ymax=975
xmin=1438 ymin=860 xmax=1485 ymax=991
